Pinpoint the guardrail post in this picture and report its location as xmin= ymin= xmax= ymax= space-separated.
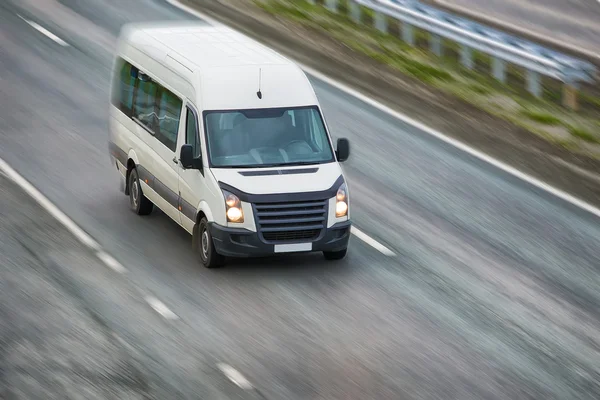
xmin=374 ymin=12 xmax=387 ymax=33
xmin=562 ymin=83 xmax=579 ymax=110
xmin=325 ymin=0 xmax=338 ymax=12
xmin=526 ymin=70 xmax=542 ymax=97
xmin=430 ymin=34 xmax=442 ymax=57
xmin=492 ymin=58 xmax=506 ymax=83
xmin=401 ymin=23 xmax=415 ymax=46
xmin=349 ymin=1 xmax=361 ymax=23
xmin=460 ymin=45 xmax=473 ymax=70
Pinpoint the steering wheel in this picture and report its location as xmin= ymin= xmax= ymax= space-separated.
xmin=284 ymin=140 xmax=313 ymax=152
xmin=253 ymin=146 xmax=281 ymax=154
xmin=249 ymin=147 xmax=285 ymax=164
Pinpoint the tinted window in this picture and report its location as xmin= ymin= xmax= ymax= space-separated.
xmin=157 ymin=88 xmax=182 ymax=152
xmin=133 ymin=75 xmax=158 ymax=132
xmin=111 ymin=58 xmax=136 ymax=115
xmin=186 ymin=107 xmax=201 ymax=158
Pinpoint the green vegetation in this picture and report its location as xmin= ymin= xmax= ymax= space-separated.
xmin=256 ymin=0 xmax=600 ymax=157
xmin=467 ymin=84 xmax=492 ymax=95
xmin=570 ymin=127 xmax=599 ymax=144
xmin=521 ymin=110 xmax=562 ymax=125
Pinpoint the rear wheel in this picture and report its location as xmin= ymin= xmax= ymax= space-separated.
xmin=323 ymin=248 xmax=347 ymax=260
xmin=196 ymin=217 xmax=225 ymax=268
xmin=129 ymin=168 xmax=153 ymax=215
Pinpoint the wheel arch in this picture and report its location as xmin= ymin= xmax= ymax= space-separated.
xmin=196 ymin=201 xmax=214 ymax=224
xmin=192 ymin=202 xmax=213 ymax=252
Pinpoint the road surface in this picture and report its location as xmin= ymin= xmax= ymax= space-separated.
xmin=0 ymin=0 xmax=599 ymax=398
xmin=434 ymin=0 xmax=600 ymax=56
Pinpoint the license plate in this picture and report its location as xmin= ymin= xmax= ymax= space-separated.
xmin=274 ymin=243 xmax=312 ymax=253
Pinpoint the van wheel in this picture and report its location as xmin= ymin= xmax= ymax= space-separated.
xmin=323 ymin=248 xmax=347 ymax=260
xmin=196 ymin=217 xmax=225 ymax=268
xmin=129 ymin=168 xmax=153 ymax=215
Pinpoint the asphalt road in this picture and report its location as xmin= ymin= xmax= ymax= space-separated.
xmin=1 ymin=0 xmax=600 ymax=399
xmin=434 ymin=0 xmax=600 ymax=55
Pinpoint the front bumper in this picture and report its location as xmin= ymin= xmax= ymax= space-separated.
xmin=209 ymin=221 xmax=351 ymax=258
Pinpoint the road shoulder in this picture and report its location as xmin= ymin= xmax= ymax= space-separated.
xmin=0 ymin=173 xmax=151 ymax=398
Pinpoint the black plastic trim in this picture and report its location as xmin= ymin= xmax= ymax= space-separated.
xmin=180 ymin=198 xmax=196 ymax=221
xmin=209 ymin=220 xmax=351 ymax=258
xmin=136 ymin=165 xmax=154 ymax=186
xmin=238 ymin=167 xmax=319 ymax=177
xmin=218 ymin=175 xmax=344 ymax=204
xmin=154 ymin=179 xmax=178 ymax=209
xmin=108 ymin=141 xmax=128 ymax=166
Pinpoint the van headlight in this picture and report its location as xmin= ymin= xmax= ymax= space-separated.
xmin=222 ymin=190 xmax=244 ymax=223
xmin=335 ymin=183 xmax=349 ymax=218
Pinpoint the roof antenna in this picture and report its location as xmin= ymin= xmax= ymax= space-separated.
xmin=256 ymin=68 xmax=263 ymax=99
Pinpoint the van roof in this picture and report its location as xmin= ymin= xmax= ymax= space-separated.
xmin=122 ymin=23 xmax=292 ymax=70
xmin=118 ymin=22 xmax=318 ymax=110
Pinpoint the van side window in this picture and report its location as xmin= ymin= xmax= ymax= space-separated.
xmin=111 ymin=58 xmax=137 ymax=115
xmin=186 ymin=107 xmax=201 ymax=158
xmin=157 ymin=88 xmax=182 ymax=152
xmin=133 ymin=74 xmax=159 ymax=132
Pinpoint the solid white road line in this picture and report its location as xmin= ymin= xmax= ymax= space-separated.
xmin=145 ymin=296 xmax=179 ymax=320
xmin=0 ymin=158 xmax=100 ymax=250
xmin=166 ymin=0 xmax=600 ymax=222
xmin=17 ymin=14 xmax=70 ymax=47
xmin=216 ymin=363 xmax=254 ymax=390
xmin=352 ymin=227 xmax=396 ymax=256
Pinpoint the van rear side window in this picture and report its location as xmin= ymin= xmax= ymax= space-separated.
xmin=111 ymin=57 xmax=184 ymax=152
xmin=133 ymin=78 xmax=159 ymax=132
xmin=111 ymin=57 xmax=137 ymax=115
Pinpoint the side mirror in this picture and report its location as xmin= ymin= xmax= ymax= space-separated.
xmin=335 ymin=138 xmax=350 ymax=162
xmin=180 ymin=144 xmax=201 ymax=170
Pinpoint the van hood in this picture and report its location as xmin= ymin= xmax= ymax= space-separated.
xmin=210 ymin=162 xmax=343 ymax=196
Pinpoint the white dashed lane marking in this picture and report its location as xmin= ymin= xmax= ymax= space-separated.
xmin=216 ymin=363 xmax=254 ymax=390
xmin=145 ymin=296 xmax=179 ymax=320
xmin=96 ymin=251 xmax=128 ymax=274
xmin=17 ymin=14 xmax=70 ymax=47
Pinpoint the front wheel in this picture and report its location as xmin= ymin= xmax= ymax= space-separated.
xmin=196 ymin=217 xmax=225 ymax=268
xmin=323 ymin=248 xmax=347 ymax=260
xmin=129 ymin=168 xmax=153 ymax=215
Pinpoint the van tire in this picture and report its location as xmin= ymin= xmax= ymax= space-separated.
xmin=129 ymin=168 xmax=153 ymax=215
xmin=323 ymin=248 xmax=347 ymax=260
xmin=196 ymin=217 xmax=225 ymax=268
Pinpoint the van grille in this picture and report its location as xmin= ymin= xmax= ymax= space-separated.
xmin=253 ymin=199 xmax=328 ymax=244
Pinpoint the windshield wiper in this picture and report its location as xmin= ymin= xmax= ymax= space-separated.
xmin=249 ymin=161 xmax=320 ymax=168
xmin=285 ymin=161 xmax=322 ymax=166
xmin=214 ymin=161 xmax=329 ymax=169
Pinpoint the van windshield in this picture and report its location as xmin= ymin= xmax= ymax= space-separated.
xmin=204 ymin=106 xmax=335 ymax=168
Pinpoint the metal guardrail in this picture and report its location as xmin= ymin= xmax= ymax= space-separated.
xmin=308 ymin=0 xmax=597 ymax=109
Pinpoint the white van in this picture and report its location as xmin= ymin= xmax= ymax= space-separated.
xmin=108 ymin=22 xmax=351 ymax=268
